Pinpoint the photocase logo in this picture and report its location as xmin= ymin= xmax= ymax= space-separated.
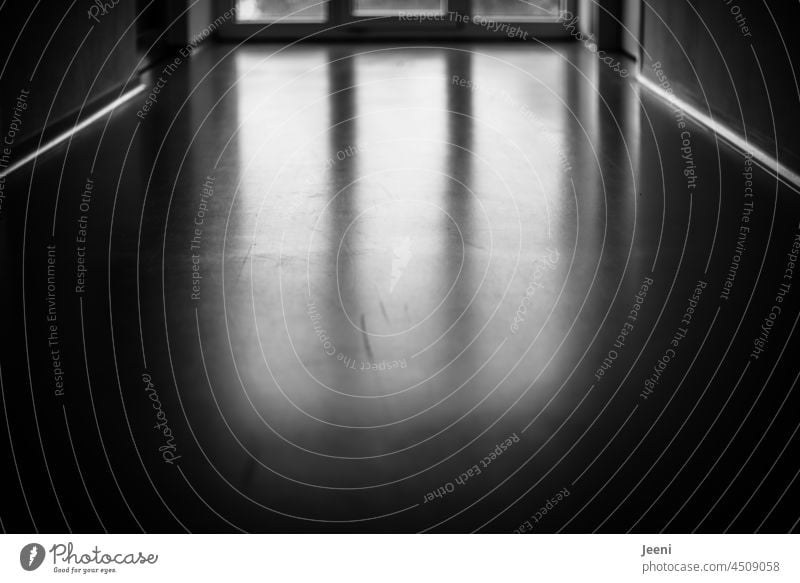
xmin=20 ymin=543 xmax=46 ymax=571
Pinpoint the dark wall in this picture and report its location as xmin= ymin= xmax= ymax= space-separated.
xmin=0 ymin=0 xmax=217 ymax=160
xmin=0 ymin=3 xmax=139 ymax=151
xmin=640 ymin=1 xmax=800 ymax=174
xmin=577 ymin=0 xmax=595 ymax=35
xmin=620 ymin=0 xmax=641 ymax=60
xmin=136 ymin=0 xmax=215 ymax=70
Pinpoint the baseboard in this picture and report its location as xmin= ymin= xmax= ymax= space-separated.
xmin=0 ymin=83 xmax=145 ymax=179
xmin=637 ymin=72 xmax=800 ymax=195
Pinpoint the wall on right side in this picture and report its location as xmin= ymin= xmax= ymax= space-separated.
xmin=620 ymin=0 xmax=641 ymax=60
xmin=638 ymin=1 xmax=800 ymax=175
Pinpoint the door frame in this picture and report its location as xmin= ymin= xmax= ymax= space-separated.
xmin=214 ymin=0 xmax=578 ymax=41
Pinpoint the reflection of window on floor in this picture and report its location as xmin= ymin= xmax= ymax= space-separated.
xmin=236 ymin=0 xmax=327 ymax=22
xmin=474 ymin=0 xmax=562 ymax=19
xmin=353 ymin=0 xmax=447 ymax=16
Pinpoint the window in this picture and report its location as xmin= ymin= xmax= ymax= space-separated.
xmin=473 ymin=0 xmax=562 ymax=20
xmin=353 ymin=0 xmax=447 ymax=17
xmin=224 ymin=0 xmax=573 ymax=39
xmin=236 ymin=0 xmax=327 ymax=22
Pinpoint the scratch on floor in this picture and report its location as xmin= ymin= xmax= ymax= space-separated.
xmin=234 ymin=243 xmax=256 ymax=282
xmin=360 ymin=313 xmax=375 ymax=362
xmin=465 ymin=238 xmax=488 ymax=252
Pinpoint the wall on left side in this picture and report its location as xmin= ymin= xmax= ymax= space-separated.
xmin=0 ymin=3 xmax=139 ymax=155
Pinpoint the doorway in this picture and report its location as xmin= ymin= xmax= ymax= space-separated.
xmin=216 ymin=0 xmax=575 ymax=40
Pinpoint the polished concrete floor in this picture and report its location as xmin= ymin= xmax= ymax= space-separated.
xmin=1 ymin=43 xmax=799 ymax=533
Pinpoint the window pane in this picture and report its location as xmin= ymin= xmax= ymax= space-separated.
xmin=353 ymin=0 xmax=447 ymax=16
xmin=236 ymin=0 xmax=327 ymax=22
xmin=473 ymin=0 xmax=562 ymax=20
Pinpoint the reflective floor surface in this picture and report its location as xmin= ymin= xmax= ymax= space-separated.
xmin=1 ymin=43 xmax=799 ymax=532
